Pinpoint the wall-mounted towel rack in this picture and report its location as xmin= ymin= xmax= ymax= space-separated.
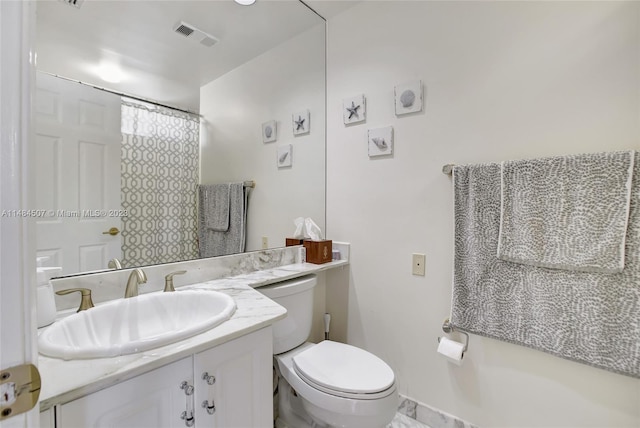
xmin=438 ymin=318 xmax=469 ymax=351
xmin=243 ymin=180 xmax=256 ymax=188
xmin=442 ymin=164 xmax=454 ymax=175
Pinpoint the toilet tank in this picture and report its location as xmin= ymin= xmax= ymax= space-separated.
xmin=258 ymin=275 xmax=317 ymax=354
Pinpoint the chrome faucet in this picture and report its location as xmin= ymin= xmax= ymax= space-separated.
xmin=124 ymin=268 xmax=147 ymax=298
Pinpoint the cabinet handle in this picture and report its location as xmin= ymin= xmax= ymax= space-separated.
xmin=202 ymin=372 xmax=216 ymax=386
xmin=180 ymin=410 xmax=195 ymax=427
xmin=202 ymin=400 xmax=216 ymax=415
xmin=180 ymin=381 xmax=194 ymax=396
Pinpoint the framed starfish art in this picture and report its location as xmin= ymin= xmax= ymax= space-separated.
xmin=292 ymin=110 xmax=310 ymax=135
xmin=343 ymin=94 xmax=366 ymax=125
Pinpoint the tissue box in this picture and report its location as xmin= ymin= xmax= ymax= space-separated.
xmin=303 ymin=240 xmax=333 ymax=264
xmin=285 ymin=238 xmax=305 ymax=246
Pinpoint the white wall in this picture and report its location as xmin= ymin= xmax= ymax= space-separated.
xmin=326 ymin=1 xmax=640 ymax=427
xmin=200 ymin=24 xmax=326 ymax=252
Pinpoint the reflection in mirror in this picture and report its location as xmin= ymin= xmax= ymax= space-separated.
xmin=33 ymin=0 xmax=326 ymax=276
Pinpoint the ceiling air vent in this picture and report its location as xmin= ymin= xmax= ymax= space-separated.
xmin=173 ymin=21 xmax=219 ymax=48
xmin=59 ymin=0 xmax=84 ymax=8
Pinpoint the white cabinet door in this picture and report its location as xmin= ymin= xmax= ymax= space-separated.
xmin=58 ymin=357 xmax=193 ymax=428
xmin=193 ymin=328 xmax=273 ymax=428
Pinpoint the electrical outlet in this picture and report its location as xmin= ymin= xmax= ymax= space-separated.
xmin=412 ymin=253 xmax=426 ymax=276
xmin=261 ymin=236 xmax=268 ymax=249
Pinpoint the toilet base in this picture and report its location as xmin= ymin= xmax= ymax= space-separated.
xmin=276 ymin=367 xmax=325 ymax=427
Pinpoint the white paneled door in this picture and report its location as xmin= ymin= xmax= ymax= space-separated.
xmin=1 ymin=1 xmax=38 ymax=427
xmin=34 ymin=73 xmax=122 ymax=274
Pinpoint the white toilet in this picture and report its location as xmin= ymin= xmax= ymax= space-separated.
xmin=259 ymin=275 xmax=398 ymax=428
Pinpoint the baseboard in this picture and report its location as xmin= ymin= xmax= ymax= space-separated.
xmin=398 ymin=395 xmax=478 ymax=428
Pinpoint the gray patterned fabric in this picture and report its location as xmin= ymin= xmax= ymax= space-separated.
xmin=198 ymin=182 xmax=247 ymax=258
xmin=451 ymin=154 xmax=640 ymax=378
xmin=498 ymin=151 xmax=635 ymax=273
xmin=201 ymin=183 xmax=231 ymax=232
xmin=121 ymin=100 xmax=199 ymax=267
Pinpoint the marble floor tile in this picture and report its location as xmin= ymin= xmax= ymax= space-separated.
xmin=388 ymin=412 xmax=433 ymax=428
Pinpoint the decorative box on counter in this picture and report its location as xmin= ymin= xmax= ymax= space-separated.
xmin=285 ymin=238 xmax=304 ymax=247
xmin=285 ymin=238 xmax=333 ymax=264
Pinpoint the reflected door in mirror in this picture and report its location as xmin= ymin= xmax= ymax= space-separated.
xmin=35 ymin=73 xmax=122 ymax=274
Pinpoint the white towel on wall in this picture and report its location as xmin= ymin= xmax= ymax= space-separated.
xmin=497 ymin=150 xmax=635 ymax=273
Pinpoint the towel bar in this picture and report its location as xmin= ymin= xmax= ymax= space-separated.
xmin=442 ymin=164 xmax=454 ymax=175
xmin=438 ymin=318 xmax=469 ymax=351
xmin=243 ymin=180 xmax=256 ymax=188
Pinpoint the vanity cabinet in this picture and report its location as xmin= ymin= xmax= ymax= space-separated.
xmin=58 ymin=357 xmax=193 ymax=427
xmin=55 ymin=327 xmax=272 ymax=428
xmin=193 ymin=326 xmax=272 ymax=427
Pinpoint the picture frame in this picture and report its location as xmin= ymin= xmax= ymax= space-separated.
xmin=262 ymin=120 xmax=277 ymax=143
xmin=368 ymin=126 xmax=394 ymax=158
xmin=277 ymin=144 xmax=293 ymax=168
xmin=342 ymin=94 xmax=366 ymax=125
xmin=394 ymin=80 xmax=422 ymax=115
xmin=292 ymin=110 xmax=310 ymax=135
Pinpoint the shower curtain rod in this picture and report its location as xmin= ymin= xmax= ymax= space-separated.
xmin=40 ymin=71 xmax=201 ymax=117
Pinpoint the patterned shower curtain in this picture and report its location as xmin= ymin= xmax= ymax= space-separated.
xmin=120 ymin=99 xmax=200 ymax=267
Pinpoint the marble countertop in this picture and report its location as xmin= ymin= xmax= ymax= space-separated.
xmin=38 ymin=260 xmax=347 ymax=411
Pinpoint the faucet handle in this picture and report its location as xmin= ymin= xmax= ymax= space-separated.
xmin=56 ymin=288 xmax=94 ymax=312
xmin=164 ymin=270 xmax=187 ymax=292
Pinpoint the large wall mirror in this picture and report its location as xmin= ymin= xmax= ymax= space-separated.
xmin=33 ymin=0 xmax=331 ymax=277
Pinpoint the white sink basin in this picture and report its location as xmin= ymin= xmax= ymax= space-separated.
xmin=39 ymin=290 xmax=236 ymax=360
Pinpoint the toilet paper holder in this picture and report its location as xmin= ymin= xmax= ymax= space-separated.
xmin=438 ymin=318 xmax=469 ymax=352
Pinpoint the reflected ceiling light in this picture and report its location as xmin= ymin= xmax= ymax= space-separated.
xmin=97 ymin=62 xmax=124 ymax=83
xmin=234 ymin=0 xmax=256 ymax=5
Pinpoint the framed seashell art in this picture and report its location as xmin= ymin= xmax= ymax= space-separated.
xmin=292 ymin=110 xmax=310 ymax=135
xmin=277 ymin=144 xmax=293 ymax=168
xmin=343 ymin=94 xmax=366 ymax=125
xmin=368 ymin=126 xmax=394 ymax=158
xmin=394 ymin=80 xmax=422 ymax=115
xmin=262 ymin=120 xmax=277 ymax=143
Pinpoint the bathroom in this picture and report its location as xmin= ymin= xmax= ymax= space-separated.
xmin=1 ymin=1 xmax=639 ymax=427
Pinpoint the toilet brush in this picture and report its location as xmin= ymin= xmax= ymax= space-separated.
xmin=323 ymin=313 xmax=331 ymax=340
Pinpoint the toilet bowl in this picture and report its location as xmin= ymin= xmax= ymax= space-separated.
xmin=258 ymin=275 xmax=398 ymax=428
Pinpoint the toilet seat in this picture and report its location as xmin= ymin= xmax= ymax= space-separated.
xmin=292 ymin=341 xmax=395 ymax=400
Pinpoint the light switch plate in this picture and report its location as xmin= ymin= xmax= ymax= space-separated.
xmin=412 ymin=253 xmax=426 ymax=276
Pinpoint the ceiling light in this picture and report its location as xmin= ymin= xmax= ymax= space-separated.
xmin=97 ymin=62 xmax=124 ymax=83
xmin=234 ymin=0 xmax=256 ymax=5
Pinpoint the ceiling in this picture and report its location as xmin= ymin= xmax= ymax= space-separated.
xmin=35 ymin=0 xmax=356 ymax=113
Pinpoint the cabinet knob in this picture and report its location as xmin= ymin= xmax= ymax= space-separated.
xmin=202 ymin=400 xmax=216 ymax=415
xmin=201 ymin=372 xmax=216 ymax=385
xmin=179 ymin=381 xmax=194 ymax=396
xmin=180 ymin=410 xmax=195 ymax=427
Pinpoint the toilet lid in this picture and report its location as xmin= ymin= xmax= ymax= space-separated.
xmin=292 ymin=341 xmax=395 ymax=396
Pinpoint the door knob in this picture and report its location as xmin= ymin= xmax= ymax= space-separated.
xmin=102 ymin=227 xmax=120 ymax=236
